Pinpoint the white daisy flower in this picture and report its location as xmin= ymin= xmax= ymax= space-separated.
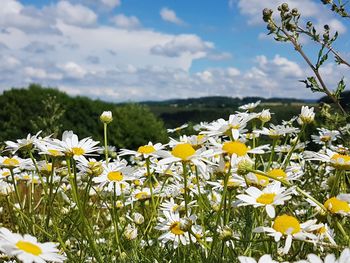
xmin=311 ymin=128 xmax=340 ymax=146
xmin=323 ymin=194 xmax=350 ymax=215
xmin=92 ymin=160 xmax=137 ymax=194
xmin=255 ymin=124 xmax=299 ymax=139
xmin=254 ymin=214 xmax=321 ymax=254
xmin=238 ymin=254 xmax=279 ymax=263
xmin=155 ymin=211 xmax=194 ymax=248
xmin=167 ymin=124 xmax=188 ymax=133
xmin=238 ymin=100 xmax=261 ymax=111
xmin=0 ymin=156 xmax=32 ymax=170
xmin=0 ymin=227 xmax=66 ymax=263
xmin=119 ymin=142 xmax=165 ymax=159
xmin=298 ymin=106 xmax=315 ymax=124
xmin=236 ymin=182 xmax=294 ymax=218
xmin=5 ymin=131 xmax=42 ymax=153
xmin=296 ymin=248 xmax=350 ymax=263
xmin=54 ymin=131 xmax=101 ymax=162
xmin=304 ymin=149 xmax=350 ymax=170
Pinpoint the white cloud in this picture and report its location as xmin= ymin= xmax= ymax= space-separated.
xmin=56 ymin=1 xmax=97 ymax=26
xmin=160 ymin=7 xmax=185 ymax=26
xmin=100 ymin=0 xmax=121 ymax=8
xmin=24 ymin=67 xmax=62 ymax=80
xmin=150 ymin=34 xmax=213 ymax=58
xmin=112 ymin=14 xmax=141 ymax=29
xmin=60 ymin=62 xmax=87 ymax=79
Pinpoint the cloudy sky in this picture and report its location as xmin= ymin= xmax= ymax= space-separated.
xmin=0 ymin=0 xmax=349 ymax=102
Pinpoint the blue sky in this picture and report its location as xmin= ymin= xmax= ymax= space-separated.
xmin=0 ymin=0 xmax=349 ymax=101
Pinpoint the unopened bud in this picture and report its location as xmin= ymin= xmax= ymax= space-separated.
xmin=133 ymin=213 xmax=145 ymax=225
xmin=237 ymin=159 xmax=254 ymax=176
xmin=100 ymin=111 xmax=113 ymax=124
xmin=219 ymin=226 xmax=233 ymax=241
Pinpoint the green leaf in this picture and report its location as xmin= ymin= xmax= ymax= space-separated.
xmin=333 ymin=78 xmax=346 ymax=100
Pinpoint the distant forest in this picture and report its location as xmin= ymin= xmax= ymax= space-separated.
xmin=0 ymin=84 xmax=348 ymax=149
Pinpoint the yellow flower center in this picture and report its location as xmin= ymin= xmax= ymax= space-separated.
xmin=251 ymin=173 xmax=269 ymax=186
xmin=324 ymin=197 xmax=350 ymax=214
xmin=268 ymin=169 xmax=287 ymax=179
xmin=135 ymin=191 xmax=149 ymax=200
xmin=256 ymin=193 xmax=276 ymax=204
xmin=71 ymin=147 xmax=85 ymax=156
xmin=273 ymin=215 xmax=301 ymax=235
xmin=137 ymin=145 xmax=156 ymax=154
xmin=222 ymin=141 xmax=248 ymax=156
xmin=107 ymin=171 xmax=123 ymax=182
xmin=48 ymin=149 xmax=62 ymax=156
xmin=320 ymin=135 xmax=331 ymax=142
xmin=169 ymin=221 xmax=184 ymax=235
xmin=171 ymin=143 xmax=196 ymax=160
xmin=330 ymin=154 xmax=350 ymax=170
xmin=1 ymin=170 xmax=10 ymax=177
xmin=16 ymin=241 xmax=42 ymax=256
xmin=3 ymin=158 xmax=20 ymax=167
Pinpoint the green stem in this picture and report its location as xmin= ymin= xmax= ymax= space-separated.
xmin=104 ymin=123 xmax=109 ymax=164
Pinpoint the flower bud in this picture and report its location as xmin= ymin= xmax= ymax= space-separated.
xmin=133 ymin=212 xmax=145 ymax=225
xmin=219 ymin=226 xmax=233 ymax=241
xmin=299 ymin=106 xmax=315 ymax=124
xmin=281 ymin=3 xmax=289 ymax=12
xmin=237 ymin=158 xmax=254 ymax=176
xmin=100 ymin=111 xmax=113 ymax=124
xmin=124 ymin=224 xmax=138 ymax=240
xmin=259 ymin=109 xmax=271 ymax=123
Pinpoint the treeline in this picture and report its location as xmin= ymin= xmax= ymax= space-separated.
xmin=0 ymin=84 xmax=167 ymax=149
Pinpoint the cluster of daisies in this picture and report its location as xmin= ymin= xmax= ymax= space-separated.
xmin=0 ymin=102 xmax=349 ymax=262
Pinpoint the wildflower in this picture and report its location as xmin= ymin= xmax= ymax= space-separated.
xmin=119 ymin=142 xmax=164 ymax=158
xmin=92 ymin=160 xmax=137 ymax=193
xmin=55 ymin=131 xmax=101 ymax=162
xmin=311 ymin=128 xmax=340 ymax=146
xmin=100 ymin=111 xmax=113 ymax=124
xmin=236 ymin=182 xmax=294 ymax=218
xmin=298 ymin=106 xmax=315 ymax=124
xmin=324 ymin=194 xmax=350 ymax=215
xmin=296 ymin=248 xmax=350 ymax=263
xmin=167 ymin=124 xmax=188 ymax=133
xmin=123 ymin=224 xmax=138 ymax=240
xmin=155 ymin=211 xmax=195 ymax=248
xmin=304 ymin=149 xmax=350 ymax=170
xmin=255 ymin=124 xmax=299 ymax=139
xmin=239 ymin=100 xmax=261 ymax=111
xmin=254 ymin=214 xmax=321 ymax=254
xmin=258 ymin=109 xmax=271 ymax=123
xmin=0 ymin=227 xmax=66 ymax=263
xmin=238 ymin=254 xmax=278 ymax=263
xmin=5 ymin=131 xmax=42 ymax=153
xmin=0 ymin=156 xmax=32 ymax=170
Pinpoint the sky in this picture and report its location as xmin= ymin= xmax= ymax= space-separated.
xmin=0 ymin=0 xmax=349 ymax=102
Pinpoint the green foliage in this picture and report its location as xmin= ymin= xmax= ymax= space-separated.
xmin=0 ymin=84 xmax=167 ymax=149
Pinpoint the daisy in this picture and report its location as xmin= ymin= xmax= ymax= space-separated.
xmin=255 ymin=124 xmax=299 ymax=139
xmin=298 ymin=106 xmax=315 ymax=124
xmin=92 ymin=160 xmax=137 ymax=194
xmin=0 ymin=181 xmax=14 ymax=195
xmin=155 ymin=211 xmax=194 ymax=248
xmin=0 ymin=227 xmax=66 ymax=263
xmin=54 ymin=131 xmax=101 ymax=162
xmin=236 ymin=182 xmax=294 ymax=218
xmin=238 ymin=254 xmax=278 ymax=263
xmin=5 ymin=131 xmax=42 ymax=153
xmin=254 ymin=214 xmax=321 ymax=254
xmin=258 ymin=109 xmax=272 ymax=123
xmin=311 ymin=128 xmax=340 ymax=146
xmin=238 ymin=100 xmax=261 ymax=111
xmin=304 ymin=149 xmax=350 ymax=170
xmin=201 ymin=112 xmax=254 ymax=140
xmin=157 ymin=143 xmax=213 ymax=175
xmin=167 ymin=124 xmax=188 ymax=133
xmin=0 ymin=156 xmax=32 ymax=170
xmin=296 ymin=248 xmax=350 ymax=263
xmin=324 ymin=194 xmax=350 ymax=215
xmin=119 ymin=142 xmax=164 ymax=158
